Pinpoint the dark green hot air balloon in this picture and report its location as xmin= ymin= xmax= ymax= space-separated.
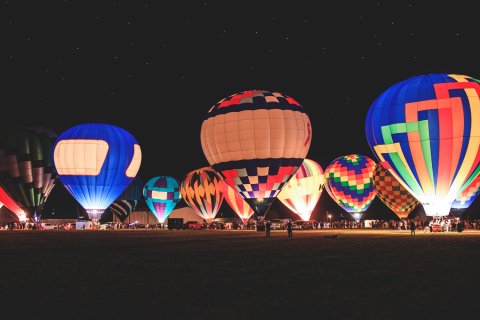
xmin=0 ymin=127 xmax=58 ymax=220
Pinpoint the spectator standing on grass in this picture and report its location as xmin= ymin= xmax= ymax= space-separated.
xmin=287 ymin=220 xmax=293 ymax=238
xmin=265 ymin=220 xmax=271 ymax=238
xmin=410 ymin=220 xmax=416 ymax=236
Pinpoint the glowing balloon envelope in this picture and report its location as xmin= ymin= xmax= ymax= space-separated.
xmin=222 ymin=181 xmax=254 ymax=224
xmin=143 ymin=176 xmax=181 ymax=223
xmin=0 ymin=127 xmax=58 ymax=219
xmin=324 ymin=154 xmax=376 ymax=221
xmin=180 ymin=167 xmax=223 ymax=223
xmin=450 ymin=174 xmax=480 ymax=217
xmin=366 ymin=74 xmax=480 ymax=216
xmin=200 ymin=90 xmax=312 ymax=217
xmin=277 ymin=159 xmax=324 ymax=221
xmin=0 ymin=185 xmax=25 ymax=222
xmin=373 ymin=163 xmax=419 ymax=219
xmin=53 ymin=123 xmax=142 ymax=220
xmin=109 ymin=178 xmax=144 ymax=222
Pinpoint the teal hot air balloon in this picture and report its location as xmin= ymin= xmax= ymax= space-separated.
xmin=53 ymin=123 xmax=142 ymax=220
xmin=143 ymin=176 xmax=181 ymax=223
xmin=0 ymin=127 xmax=58 ymax=220
xmin=366 ymin=74 xmax=480 ymax=216
xmin=107 ymin=178 xmax=144 ymax=222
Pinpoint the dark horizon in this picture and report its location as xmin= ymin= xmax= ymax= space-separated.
xmin=3 ymin=1 xmax=480 ymax=219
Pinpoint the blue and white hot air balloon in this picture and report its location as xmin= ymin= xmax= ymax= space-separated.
xmin=53 ymin=123 xmax=142 ymax=220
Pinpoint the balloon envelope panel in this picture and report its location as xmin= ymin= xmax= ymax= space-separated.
xmin=451 ymin=174 xmax=480 ymax=209
xmin=222 ymin=181 xmax=254 ymax=223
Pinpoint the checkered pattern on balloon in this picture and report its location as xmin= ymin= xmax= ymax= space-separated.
xmin=373 ymin=163 xmax=419 ymax=219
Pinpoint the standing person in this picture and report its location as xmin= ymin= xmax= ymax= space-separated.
xmin=265 ymin=220 xmax=271 ymax=238
xmin=409 ymin=219 xmax=416 ymax=236
xmin=287 ymin=220 xmax=293 ymax=238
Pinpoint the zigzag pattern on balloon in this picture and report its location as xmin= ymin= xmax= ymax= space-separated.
xmin=452 ymin=174 xmax=480 ymax=209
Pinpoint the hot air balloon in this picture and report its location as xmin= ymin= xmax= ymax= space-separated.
xmin=277 ymin=159 xmax=324 ymax=221
xmin=222 ymin=181 xmax=254 ymax=224
xmin=450 ymin=174 xmax=480 ymax=217
xmin=366 ymin=74 xmax=480 ymax=216
xmin=373 ymin=163 xmax=419 ymax=219
xmin=200 ymin=90 xmax=312 ymax=218
xmin=0 ymin=185 xmax=25 ymax=222
xmin=0 ymin=127 xmax=58 ymax=220
xmin=108 ymin=178 xmax=144 ymax=222
xmin=143 ymin=176 xmax=181 ymax=224
xmin=180 ymin=167 xmax=223 ymax=223
xmin=53 ymin=123 xmax=142 ymax=220
xmin=324 ymin=154 xmax=376 ymax=221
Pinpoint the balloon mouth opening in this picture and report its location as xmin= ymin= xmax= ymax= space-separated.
xmin=86 ymin=209 xmax=105 ymax=220
xmin=422 ymin=199 xmax=452 ymax=216
xmin=352 ymin=213 xmax=363 ymax=221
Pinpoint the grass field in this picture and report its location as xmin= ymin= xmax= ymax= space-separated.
xmin=1 ymin=229 xmax=479 ymax=319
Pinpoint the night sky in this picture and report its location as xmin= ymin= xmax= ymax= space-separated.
xmin=3 ymin=1 xmax=480 ymax=219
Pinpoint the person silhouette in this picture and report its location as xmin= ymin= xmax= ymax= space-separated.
xmin=265 ymin=220 xmax=271 ymax=238
xmin=409 ymin=219 xmax=416 ymax=236
xmin=287 ymin=220 xmax=293 ymax=238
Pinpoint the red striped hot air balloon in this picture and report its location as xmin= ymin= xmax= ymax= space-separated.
xmin=200 ymin=90 xmax=312 ymax=218
xmin=222 ymin=181 xmax=254 ymax=224
xmin=277 ymin=159 xmax=324 ymax=221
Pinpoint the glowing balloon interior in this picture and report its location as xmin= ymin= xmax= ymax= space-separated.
xmin=200 ymin=90 xmax=312 ymax=217
xmin=324 ymin=154 xmax=376 ymax=221
xmin=54 ymin=123 xmax=142 ymax=220
xmin=366 ymin=74 xmax=480 ymax=216
xmin=143 ymin=176 xmax=181 ymax=223
xmin=278 ymin=159 xmax=324 ymax=221
xmin=180 ymin=167 xmax=224 ymax=222
xmin=222 ymin=181 xmax=254 ymax=224
xmin=373 ymin=163 xmax=419 ymax=219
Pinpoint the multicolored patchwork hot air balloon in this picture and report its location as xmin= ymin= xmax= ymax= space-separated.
xmin=108 ymin=178 xmax=144 ymax=222
xmin=277 ymin=159 xmax=324 ymax=221
xmin=450 ymin=174 xmax=480 ymax=217
xmin=373 ymin=163 xmax=419 ymax=219
xmin=324 ymin=154 xmax=376 ymax=221
xmin=143 ymin=176 xmax=181 ymax=223
xmin=366 ymin=74 xmax=480 ymax=216
xmin=0 ymin=127 xmax=58 ymax=220
xmin=200 ymin=90 xmax=312 ymax=217
xmin=53 ymin=123 xmax=142 ymax=220
xmin=222 ymin=181 xmax=254 ymax=224
xmin=180 ymin=167 xmax=224 ymax=223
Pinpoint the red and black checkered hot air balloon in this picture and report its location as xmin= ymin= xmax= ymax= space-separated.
xmin=373 ymin=163 xmax=419 ymax=219
xmin=200 ymin=90 xmax=312 ymax=218
xmin=180 ymin=167 xmax=224 ymax=223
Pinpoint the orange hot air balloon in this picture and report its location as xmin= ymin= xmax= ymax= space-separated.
xmin=373 ymin=163 xmax=419 ymax=219
xmin=180 ymin=167 xmax=224 ymax=223
xmin=222 ymin=181 xmax=254 ymax=224
xmin=200 ymin=90 xmax=312 ymax=218
xmin=277 ymin=159 xmax=324 ymax=221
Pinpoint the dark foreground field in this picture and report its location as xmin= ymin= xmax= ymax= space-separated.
xmin=1 ymin=229 xmax=480 ymax=319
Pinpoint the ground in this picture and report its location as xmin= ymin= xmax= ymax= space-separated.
xmin=0 ymin=229 xmax=479 ymax=319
